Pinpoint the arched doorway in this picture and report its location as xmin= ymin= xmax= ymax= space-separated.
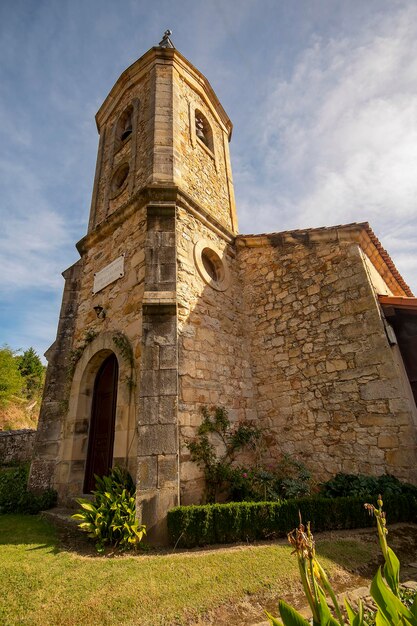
xmin=84 ymin=353 xmax=119 ymax=492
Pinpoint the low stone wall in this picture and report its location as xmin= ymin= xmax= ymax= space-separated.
xmin=0 ymin=429 xmax=36 ymax=465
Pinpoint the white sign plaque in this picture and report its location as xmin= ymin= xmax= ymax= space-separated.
xmin=93 ymin=255 xmax=125 ymax=294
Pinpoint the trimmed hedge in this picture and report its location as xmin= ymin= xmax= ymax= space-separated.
xmin=167 ymin=495 xmax=417 ymax=548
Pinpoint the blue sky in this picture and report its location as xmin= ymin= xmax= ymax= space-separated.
xmin=1 ymin=0 xmax=417 ymax=361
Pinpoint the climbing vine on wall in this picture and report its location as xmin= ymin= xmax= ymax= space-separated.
xmin=112 ymin=333 xmax=134 ymax=368
xmin=67 ymin=328 xmax=98 ymax=380
xmin=186 ymin=406 xmax=262 ymax=503
xmin=112 ymin=333 xmax=135 ymax=391
xmin=60 ymin=329 xmax=99 ymax=412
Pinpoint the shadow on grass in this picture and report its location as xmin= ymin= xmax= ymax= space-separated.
xmin=0 ymin=514 xmax=61 ymax=553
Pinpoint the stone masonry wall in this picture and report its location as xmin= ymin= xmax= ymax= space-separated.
xmin=90 ymin=73 xmax=153 ymax=229
xmin=0 ymin=429 xmax=36 ymax=465
xmin=74 ymin=205 xmax=146 ymax=348
xmin=40 ymin=204 xmax=147 ymax=502
xmin=237 ymin=235 xmax=417 ymax=484
xmin=173 ymin=72 xmax=235 ymax=232
xmin=177 ymin=208 xmax=257 ymax=503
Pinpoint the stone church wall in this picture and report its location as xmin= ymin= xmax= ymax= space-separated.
xmin=237 ymin=235 xmax=417 ymax=484
xmin=176 ymin=208 xmax=257 ymax=503
xmin=173 ymin=72 xmax=236 ymax=232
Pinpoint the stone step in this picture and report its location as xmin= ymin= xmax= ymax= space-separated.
xmin=41 ymin=507 xmax=81 ymax=529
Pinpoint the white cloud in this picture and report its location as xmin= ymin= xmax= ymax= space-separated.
xmin=237 ymin=4 xmax=417 ymax=292
xmin=0 ymin=159 xmax=76 ymax=292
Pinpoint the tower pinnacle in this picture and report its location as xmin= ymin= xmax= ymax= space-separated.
xmin=158 ymin=29 xmax=174 ymax=48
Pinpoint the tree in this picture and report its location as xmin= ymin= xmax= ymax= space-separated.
xmin=16 ymin=347 xmax=45 ymax=400
xmin=0 ymin=346 xmax=24 ymax=406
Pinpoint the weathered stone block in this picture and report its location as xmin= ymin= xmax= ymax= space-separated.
xmin=360 ymin=380 xmax=400 ymax=400
xmin=140 ymin=369 xmax=177 ymax=397
xmin=142 ymin=396 xmax=177 ymax=424
xmin=138 ymin=424 xmax=177 ymax=456
xmin=158 ymin=454 xmax=178 ymax=486
xmin=378 ymin=434 xmax=398 ymax=449
xmin=137 ymin=456 xmax=158 ymax=489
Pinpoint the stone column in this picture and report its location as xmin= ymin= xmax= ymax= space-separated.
xmin=137 ymin=203 xmax=179 ymax=543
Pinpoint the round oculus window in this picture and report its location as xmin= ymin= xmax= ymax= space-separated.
xmin=193 ymin=240 xmax=230 ymax=291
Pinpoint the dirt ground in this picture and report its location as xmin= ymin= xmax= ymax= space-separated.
xmin=0 ymin=400 xmax=39 ymax=430
xmin=53 ymin=516 xmax=417 ymax=625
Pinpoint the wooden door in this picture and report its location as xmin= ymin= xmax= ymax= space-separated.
xmin=393 ymin=313 xmax=417 ymax=407
xmin=84 ymin=353 xmax=118 ymax=493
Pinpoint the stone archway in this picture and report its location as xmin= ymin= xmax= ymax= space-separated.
xmin=56 ymin=332 xmax=137 ymax=501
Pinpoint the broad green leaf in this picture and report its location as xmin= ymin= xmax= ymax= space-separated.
xmin=384 ymin=547 xmax=400 ymax=596
xmin=80 ymin=501 xmax=96 ymax=512
xmin=316 ymin=587 xmax=340 ymax=626
xmin=265 ymin=610 xmax=283 ymax=626
xmin=375 ymin=608 xmax=393 ymax=626
xmin=371 ymin=568 xmax=415 ymax=624
xmin=278 ymin=599 xmax=310 ymax=626
xmin=345 ymin=598 xmax=364 ymax=626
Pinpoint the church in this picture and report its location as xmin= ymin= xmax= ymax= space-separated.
xmin=29 ymin=33 xmax=417 ymax=541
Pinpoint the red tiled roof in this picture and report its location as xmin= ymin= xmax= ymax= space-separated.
xmin=364 ymin=224 xmax=413 ymax=297
xmin=378 ymin=295 xmax=417 ymax=310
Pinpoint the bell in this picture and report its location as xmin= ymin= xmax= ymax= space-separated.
xmin=196 ymin=127 xmax=205 ymax=141
xmin=196 ymin=120 xmax=207 ymax=145
xmin=121 ymin=125 xmax=132 ymax=141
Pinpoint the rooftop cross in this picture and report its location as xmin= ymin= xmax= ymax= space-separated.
xmin=159 ymin=29 xmax=174 ymax=48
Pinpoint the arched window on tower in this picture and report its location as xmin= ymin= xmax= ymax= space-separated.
xmin=114 ymin=105 xmax=133 ymax=152
xmin=195 ymin=110 xmax=214 ymax=154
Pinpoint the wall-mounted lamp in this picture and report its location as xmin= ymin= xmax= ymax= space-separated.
xmin=93 ymin=305 xmax=106 ymax=319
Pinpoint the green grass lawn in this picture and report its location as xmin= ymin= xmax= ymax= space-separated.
xmin=0 ymin=515 xmax=375 ymax=626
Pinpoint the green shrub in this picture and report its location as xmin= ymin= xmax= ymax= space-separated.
xmin=167 ymin=495 xmax=417 ymax=548
xmin=72 ymin=466 xmax=146 ymax=553
xmin=229 ymin=455 xmax=313 ymax=502
xmin=0 ymin=463 xmax=57 ymax=514
xmin=320 ymin=473 xmax=417 ymax=499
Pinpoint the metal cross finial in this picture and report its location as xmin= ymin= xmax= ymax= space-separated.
xmin=159 ymin=29 xmax=174 ymax=48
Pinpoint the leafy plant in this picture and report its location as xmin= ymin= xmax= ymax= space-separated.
xmin=16 ymin=347 xmax=45 ymax=400
xmin=72 ymin=466 xmax=146 ymax=553
xmin=320 ymin=473 xmax=417 ymax=499
xmin=186 ymin=406 xmax=262 ymax=503
xmin=0 ymin=463 xmax=57 ymax=514
xmin=0 ymin=345 xmax=24 ymax=406
xmin=266 ymin=496 xmax=417 ymax=626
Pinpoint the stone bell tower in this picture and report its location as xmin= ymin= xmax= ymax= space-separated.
xmin=29 ymin=32 xmax=239 ymax=541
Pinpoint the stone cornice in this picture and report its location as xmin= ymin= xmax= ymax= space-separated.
xmin=237 ymin=222 xmax=412 ymax=297
xmin=95 ymin=47 xmax=232 ymax=138
xmin=76 ymin=184 xmax=236 ymax=254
